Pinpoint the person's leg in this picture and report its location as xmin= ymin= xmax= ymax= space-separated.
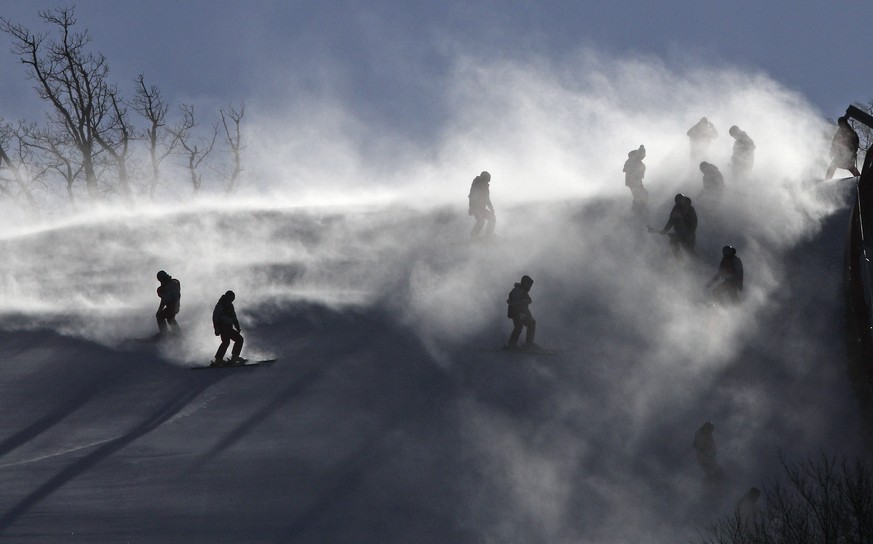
xmin=471 ymin=211 xmax=485 ymax=237
xmin=508 ymin=318 xmax=523 ymax=347
xmin=230 ymin=330 xmax=245 ymax=359
xmin=156 ymin=307 xmax=169 ymax=333
xmin=215 ymin=331 xmax=231 ymax=361
xmin=523 ymin=315 xmax=537 ymax=346
xmin=484 ymin=211 xmax=496 ymax=236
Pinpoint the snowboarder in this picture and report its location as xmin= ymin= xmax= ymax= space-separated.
xmin=825 ymin=116 xmax=861 ymax=179
xmin=212 ymin=290 xmax=246 ymax=365
xmin=693 ymin=421 xmax=724 ymax=483
xmin=735 ymin=487 xmax=761 ymax=527
xmin=698 ymin=161 xmax=725 ymax=202
xmin=659 ymin=194 xmax=698 ymax=257
xmin=728 ymin=125 xmax=756 ymax=178
xmin=687 ymin=117 xmax=718 ymax=162
xmin=706 ymin=245 xmax=744 ymax=303
xmin=468 ymin=170 xmax=496 ymax=238
xmin=623 ymin=145 xmax=648 ymax=214
xmin=155 ymin=270 xmax=181 ymax=336
xmin=506 ymin=274 xmax=538 ymax=350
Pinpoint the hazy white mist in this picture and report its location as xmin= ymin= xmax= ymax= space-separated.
xmin=0 ymin=50 xmax=862 ymax=542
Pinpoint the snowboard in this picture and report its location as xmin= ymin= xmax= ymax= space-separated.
xmin=192 ymin=358 xmax=278 ymax=370
xmin=478 ymin=346 xmax=560 ymax=356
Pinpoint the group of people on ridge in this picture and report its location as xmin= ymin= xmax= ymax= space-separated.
xmin=155 ymin=270 xmax=246 ymax=366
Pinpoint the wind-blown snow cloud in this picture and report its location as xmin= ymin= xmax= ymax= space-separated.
xmin=0 ymin=50 xmax=859 ymax=542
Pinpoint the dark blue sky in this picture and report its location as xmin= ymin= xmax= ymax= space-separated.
xmin=1 ymin=1 xmax=871 ymax=142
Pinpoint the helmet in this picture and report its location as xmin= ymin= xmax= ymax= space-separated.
xmin=674 ymin=193 xmax=685 ymax=204
xmin=729 ymin=125 xmax=740 ymax=137
xmin=722 ymin=245 xmax=736 ymax=257
xmin=224 ymin=290 xmax=236 ymax=302
xmin=156 ymin=270 xmax=169 ymax=282
xmin=480 ymin=170 xmax=491 ymax=182
xmin=520 ymin=275 xmax=533 ymax=289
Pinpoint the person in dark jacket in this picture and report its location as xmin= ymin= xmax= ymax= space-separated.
xmin=659 ymin=194 xmax=698 ymax=257
xmin=693 ymin=421 xmax=724 ymax=483
xmin=468 ymin=170 xmax=496 ymax=238
xmin=698 ymin=161 xmax=725 ymax=202
xmin=155 ymin=270 xmax=181 ymax=335
xmin=728 ymin=125 xmax=756 ymax=178
xmin=706 ymin=245 xmax=744 ymax=303
xmin=506 ymin=275 xmax=538 ymax=350
xmin=623 ymin=145 xmax=648 ymax=214
xmin=687 ymin=117 xmax=718 ymax=162
xmin=212 ymin=290 xmax=245 ymax=365
xmin=825 ymin=116 xmax=861 ymax=179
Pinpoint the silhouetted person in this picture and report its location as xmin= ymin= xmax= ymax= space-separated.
xmin=729 ymin=125 xmax=756 ymax=178
xmin=825 ymin=116 xmax=861 ymax=179
xmin=693 ymin=421 xmax=724 ymax=482
xmin=212 ymin=290 xmax=245 ymax=365
xmin=735 ymin=487 xmax=761 ymax=527
xmin=623 ymin=145 xmax=648 ymax=214
xmin=506 ymin=275 xmax=538 ymax=350
xmin=468 ymin=170 xmax=496 ymax=238
xmin=698 ymin=161 xmax=725 ymax=202
xmin=660 ymin=194 xmax=697 ymax=257
xmin=155 ymin=270 xmax=181 ymax=336
xmin=687 ymin=117 xmax=718 ymax=162
xmin=706 ymin=245 xmax=744 ymax=304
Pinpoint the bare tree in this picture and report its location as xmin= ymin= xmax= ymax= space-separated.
xmin=21 ymin=121 xmax=85 ymax=203
xmin=133 ymin=75 xmax=181 ymax=198
xmin=171 ymin=104 xmax=217 ymax=194
xmin=91 ymin=90 xmax=135 ymax=202
xmin=219 ymin=101 xmax=245 ymax=193
xmin=698 ymin=454 xmax=873 ymax=544
xmin=0 ymin=121 xmax=40 ymax=212
xmin=1 ymin=7 xmax=117 ymax=199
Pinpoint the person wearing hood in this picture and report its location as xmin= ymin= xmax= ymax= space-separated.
xmin=212 ymin=290 xmax=245 ymax=365
xmin=687 ymin=117 xmax=718 ymax=162
xmin=623 ymin=145 xmax=648 ymax=214
xmin=706 ymin=245 xmax=744 ymax=303
xmin=698 ymin=161 xmax=725 ymax=202
xmin=506 ymin=275 xmax=538 ymax=350
xmin=659 ymin=194 xmax=698 ymax=257
xmin=728 ymin=125 xmax=756 ymax=178
xmin=468 ymin=170 xmax=496 ymax=238
xmin=155 ymin=270 xmax=181 ymax=336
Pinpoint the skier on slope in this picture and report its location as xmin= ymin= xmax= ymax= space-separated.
xmin=468 ymin=170 xmax=496 ymax=238
xmin=706 ymin=245 xmax=744 ymax=303
xmin=155 ymin=270 xmax=181 ymax=336
xmin=728 ymin=125 xmax=756 ymax=179
xmin=623 ymin=145 xmax=648 ymax=215
xmin=212 ymin=290 xmax=246 ymax=366
xmin=825 ymin=116 xmax=861 ymax=179
xmin=659 ymin=194 xmax=698 ymax=257
xmin=693 ymin=421 xmax=724 ymax=483
xmin=506 ymin=274 xmax=539 ymax=351
xmin=687 ymin=117 xmax=718 ymax=162
xmin=698 ymin=161 xmax=725 ymax=203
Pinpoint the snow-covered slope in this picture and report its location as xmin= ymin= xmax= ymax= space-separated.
xmin=0 ymin=177 xmax=866 ymax=543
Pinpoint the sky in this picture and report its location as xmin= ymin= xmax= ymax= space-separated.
xmin=0 ymin=2 xmax=871 ymax=540
xmin=1 ymin=0 xmax=871 ymax=147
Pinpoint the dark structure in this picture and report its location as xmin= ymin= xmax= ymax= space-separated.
xmin=843 ymin=105 xmax=873 ymax=394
